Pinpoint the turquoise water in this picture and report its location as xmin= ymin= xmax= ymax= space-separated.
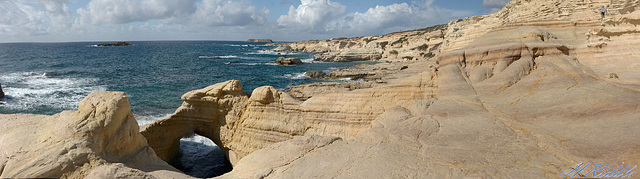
xmin=0 ymin=41 xmax=366 ymax=121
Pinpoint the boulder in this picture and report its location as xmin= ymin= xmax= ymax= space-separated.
xmin=275 ymin=57 xmax=303 ymax=65
xmin=304 ymin=71 xmax=326 ymax=79
xmin=0 ymin=83 xmax=4 ymax=98
xmin=0 ymin=91 xmax=188 ymax=178
xmin=271 ymin=45 xmax=294 ymax=53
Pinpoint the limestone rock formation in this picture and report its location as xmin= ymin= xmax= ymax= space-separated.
xmin=271 ymin=45 xmax=294 ymax=53
xmin=0 ymin=91 xmax=189 ymax=178
xmin=271 ymin=24 xmax=447 ymax=62
xmin=5 ymin=0 xmax=640 ymax=178
xmin=217 ymin=0 xmax=640 ymax=178
xmin=141 ymin=70 xmax=439 ymax=167
xmin=304 ymin=70 xmax=326 ymax=79
xmin=314 ymin=48 xmax=383 ymax=62
xmin=274 ymin=57 xmax=303 ymax=65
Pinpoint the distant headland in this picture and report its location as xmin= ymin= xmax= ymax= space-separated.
xmin=246 ymin=39 xmax=273 ymax=43
xmin=97 ymin=42 xmax=133 ymax=46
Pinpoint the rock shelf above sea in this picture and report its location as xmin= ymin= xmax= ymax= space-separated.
xmin=2 ymin=0 xmax=640 ymax=178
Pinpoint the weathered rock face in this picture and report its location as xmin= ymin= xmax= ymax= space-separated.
xmin=272 ymin=24 xmax=447 ymax=62
xmin=8 ymin=0 xmax=640 ymax=178
xmin=274 ymin=57 xmax=303 ymax=65
xmin=271 ymin=45 xmax=294 ymax=53
xmin=216 ymin=0 xmax=640 ymax=178
xmin=440 ymin=0 xmax=640 ymax=52
xmin=0 ymin=91 xmax=189 ymax=178
xmin=304 ymin=70 xmax=326 ymax=79
xmin=314 ymin=48 xmax=384 ymax=62
xmin=141 ymin=70 xmax=439 ymax=167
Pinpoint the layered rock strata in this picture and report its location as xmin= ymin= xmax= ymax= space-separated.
xmin=141 ymin=70 xmax=439 ymax=166
xmin=270 ymin=24 xmax=447 ymax=62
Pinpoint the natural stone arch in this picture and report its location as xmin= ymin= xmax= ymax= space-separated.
xmin=140 ymin=80 xmax=249 ymax=166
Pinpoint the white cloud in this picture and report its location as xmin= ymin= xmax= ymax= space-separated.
xmin=0 ymin=0 xmax=73 ymax=40
xmin=76 ymin=0 xmax=268 ymax=26
xmin=277 ymin=0 xmax=347 ymax=32
xmin=0 ymin=0 xmax=474 ymax=42
xmin=191 ymin=0 xmax=269 ymax=26
xmin=76 ymin=0 xmax=197 ymax=24
xmin=276 ymin=0 xmax=471 ymax=38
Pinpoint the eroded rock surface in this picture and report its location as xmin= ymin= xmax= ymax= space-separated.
xmin=0 ymin=91 xmax=189 ymax=178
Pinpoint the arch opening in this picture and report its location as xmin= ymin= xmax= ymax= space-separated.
xmin=171 ymin=133 xmax=233 ymax=178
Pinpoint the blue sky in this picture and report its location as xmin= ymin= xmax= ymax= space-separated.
xmin=0 ymin=0 xmax=510 ymax=42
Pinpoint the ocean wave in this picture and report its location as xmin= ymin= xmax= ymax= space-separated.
xmin=0 ymin=72 xmax=106 ymax=113
xmin=336 ymin=78 xmax=364 ymax=82
xmin=300 ymin=58 xmax=315 ymax=63
xmin=284 ymin=72 xmax=307 ymax=79
xmin=198 ymin=55 xmax=238 ymax=59
xmin=246 ymin=50 xmax=301 ymax=55
xmin=136 ymin=113 xmax=172 ymax=126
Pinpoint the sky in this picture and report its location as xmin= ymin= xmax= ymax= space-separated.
xmin=0 ymin=0 xmax=511 ymax=42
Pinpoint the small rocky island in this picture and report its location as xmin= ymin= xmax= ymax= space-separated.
xmin=97 ymin=42 xmax=133 ymax=46
xmin=275 ymin=57 xmax=303 ymax=65
xmin=246 ymin=39 xmax=273 ymax=43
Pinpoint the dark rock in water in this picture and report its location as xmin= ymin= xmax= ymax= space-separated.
xmin=275 ymin=57 xmax=303 ymax=65
xmin=97 ymin=42 xmax=133 ymax=46
xmin=0 ymin=82 xmax=4 ymax=98
xmin=246 ymin=39 xmax=274 ymax=43
xmin=305 ymin=71 xmax=326 ymax=79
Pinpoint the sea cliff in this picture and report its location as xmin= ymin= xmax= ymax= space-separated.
xmin=2 ymin=0 xmax=640 ymax=178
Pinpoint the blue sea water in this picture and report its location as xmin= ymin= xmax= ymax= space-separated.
xmin=0 ymin=41 xmax=367 ymax=123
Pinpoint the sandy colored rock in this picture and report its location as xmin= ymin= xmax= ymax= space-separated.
xmin=274 ymin=57 xmax=303 ymax=65
xmin=314 ymin=48 xmax=383 ymax=62
xmin=0 ymin=91 xmax=189 ymax=178
xmin=6 ymin=0 xmax=640 ymax=178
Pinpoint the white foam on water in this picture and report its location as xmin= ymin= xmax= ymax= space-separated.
xmin=198 ymin=55 xmax=238 ymax=59
xmin=0 ymin=72 xmax=107 ymax=112
xmin=136 ymin=113 xmax=172 ymax=126
xmin=284 ymin=72 xmax=307 ymax=79
xmin=246 ymin=50 xmax=301 ymax=55
xmin=336 ymin=78 xmax=364 ymax=82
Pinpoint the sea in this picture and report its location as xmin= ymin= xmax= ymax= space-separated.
xmin=0 ymin=41 xmax=368 ymax=177
xmin=0 ymin=41 xmax=367 ymax=122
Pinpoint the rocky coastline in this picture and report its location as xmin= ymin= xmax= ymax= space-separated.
xmin=2 ymin=0 xmax=640 ymax=178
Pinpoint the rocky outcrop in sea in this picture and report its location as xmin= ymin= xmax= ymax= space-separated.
xmin=97 ymin=42 xmax=133 ymax=46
